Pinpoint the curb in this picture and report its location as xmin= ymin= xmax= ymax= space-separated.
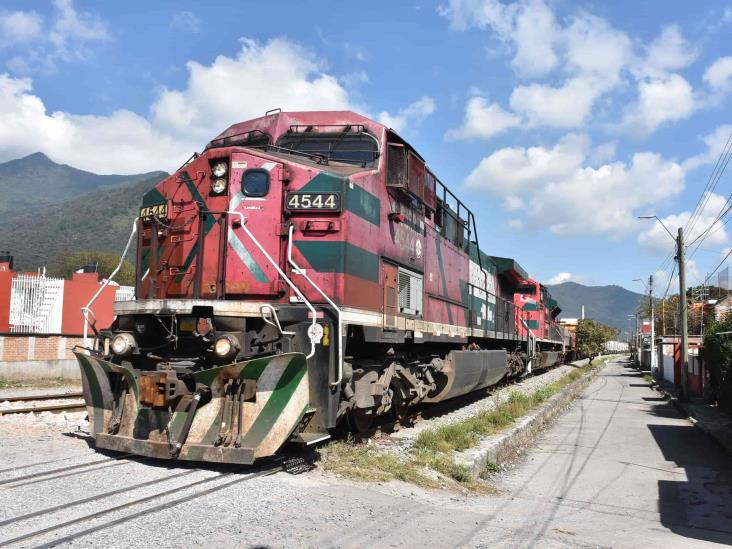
xmin=653 ymin=385 xmax=732 ymax=459
xmin=453 ymin=363 xmax=600 ymax=479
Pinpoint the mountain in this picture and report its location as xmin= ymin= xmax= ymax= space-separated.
xmin=0 ymin=153 xmax=166 ymax=271
xmin=0 ymin=152 xmax=165 ymax=217
xmin=548 ymin=281 xmax=645 ymax=337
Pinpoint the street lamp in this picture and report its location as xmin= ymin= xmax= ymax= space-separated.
xmin=638 ymin=215 xmax=688 ymax=400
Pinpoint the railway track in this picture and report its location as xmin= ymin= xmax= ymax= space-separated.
xmin=0 ymin=391 xmax=85 ymax=416
xmin=0 ymin=455 xmax=307 ymax=548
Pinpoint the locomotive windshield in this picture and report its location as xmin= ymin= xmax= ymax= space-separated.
xmin=277 ymin=131 xmax=379 ymax=167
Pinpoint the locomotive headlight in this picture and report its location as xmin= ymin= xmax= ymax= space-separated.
xmin=111 ymin=333 xmax=136 ymax=356
xmin=211 ymin=161 xmax=228 ymax=177
xmin=211 ymin=178 xmax=227 ymax=195
xmin=213 ymin=334 xmax=239 ymax=358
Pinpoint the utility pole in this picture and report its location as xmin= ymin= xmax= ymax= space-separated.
xmin=649 ymin=274 xmax=656 ymax=373
xmin=677 ymin=227 xmax=689 ymax=401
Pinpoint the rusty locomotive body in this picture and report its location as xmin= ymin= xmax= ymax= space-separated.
xmin=76 ymin=110 xmax=571 ymax=464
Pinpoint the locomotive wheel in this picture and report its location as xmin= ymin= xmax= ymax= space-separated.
xmin=391 ymin=382 xmax=411 ymax=422
xmin=349 ymin=408 xmax=374 ymax=433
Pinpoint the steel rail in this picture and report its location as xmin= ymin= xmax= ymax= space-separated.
xmin=0 ymin=455 xmax=132 ymax=486
xmin=0 ymin=470 xmax=197 ymax=528
xmin=7 ymin=461 xmax=129 ymax=489
xmin=0 ymin=464 xmax=284 ymax=548
xmin=0 ymin=402 xmax=85 ymax=416
xmin=0 ymin=392 xmax=83 ymax=403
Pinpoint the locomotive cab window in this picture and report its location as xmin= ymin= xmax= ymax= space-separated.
xmin=277 ymin=131 xmax=378 ymax=167
xmin=243 ymin=169 xmax=270 ymax=197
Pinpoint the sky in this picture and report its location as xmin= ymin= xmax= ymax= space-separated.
xmin=1 ymin=0 xmax=732 ymax=296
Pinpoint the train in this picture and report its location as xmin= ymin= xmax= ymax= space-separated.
xmin=75 ymin=110 xmax=574 ymax=464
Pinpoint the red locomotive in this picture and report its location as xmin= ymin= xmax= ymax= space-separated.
xmin=76 ymin=110 xmax=572 ymax=464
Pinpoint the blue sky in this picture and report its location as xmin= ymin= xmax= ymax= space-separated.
xmin=1 ymin=1 xmax=732 ymax=296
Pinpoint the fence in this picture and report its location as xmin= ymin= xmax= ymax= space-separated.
xmin=114 ymin=286 xmax=135 ymax=302
xmin=8 ymin=274 xmax=65 ymax=334
xmin=7 ymin=273 xmax=134 ymax=334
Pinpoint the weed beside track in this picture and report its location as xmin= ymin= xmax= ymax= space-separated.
xmin=320 ymin=358 xmax=618 ymax=492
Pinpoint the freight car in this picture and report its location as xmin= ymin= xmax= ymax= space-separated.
xmin=76 ymin=110 xmax=572 ymax=464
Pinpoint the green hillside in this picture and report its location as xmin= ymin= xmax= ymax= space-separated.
xmin=0 ymin=153 xmax=166 ymax=271
xmin=0 ymin=152 xmax=164 ymax=216
xmin=548 ymin=281 xmax=645 ymax=337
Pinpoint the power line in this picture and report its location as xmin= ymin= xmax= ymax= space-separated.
xmin=684 ymin=132 xmax=732 ymax=238
xmin=685 ymin=134 xmax=732 ymax=257
xmin=704 ymin=246 xmax=732 ymax=286
xmin=662 ymin=263 xmax=677 ymax=300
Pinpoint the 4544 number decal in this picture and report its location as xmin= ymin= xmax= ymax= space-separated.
xmin=285 ymin=192 xmax=340 ymax=211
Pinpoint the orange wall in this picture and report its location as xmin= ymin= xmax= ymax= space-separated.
xmin=61 ymin=273 xmax=118 ymax=334
xmin=0 ymin=268 xmax=11 ymax=332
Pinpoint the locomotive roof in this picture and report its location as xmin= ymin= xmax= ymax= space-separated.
xmin=210 ymin=110 xmax=427 ymax=160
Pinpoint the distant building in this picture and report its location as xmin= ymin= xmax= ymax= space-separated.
xmin=0 ymin=253 xmax=133 ymax=371
xmin=559 ymin=318 xmax=578 ymax=334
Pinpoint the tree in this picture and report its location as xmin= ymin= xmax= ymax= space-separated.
xmin=703 ymin=313 xmax=732 ymax=412
xmin=48 ymin=250 xmax=136 ymax=286
xmin=576 ymin=319 xmax=619 ymax=358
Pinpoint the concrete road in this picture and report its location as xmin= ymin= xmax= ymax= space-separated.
xmin=2 ymin=357 xmax=731 ymax=548
xmin=471 ymin=356 xmax=732 ymax=547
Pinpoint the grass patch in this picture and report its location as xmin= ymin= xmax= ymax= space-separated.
xmin=319 ymin=440 xmax=440 ymax=489
xmin=321 ymin=362 xmax=596 ymax=493
xmin=0 ymin=377 xmax=76 ymax=389
xmin=414 ymin=366 xmax=589 ymax=455
xmin=643 ymin=374 xmax=654 ymax=384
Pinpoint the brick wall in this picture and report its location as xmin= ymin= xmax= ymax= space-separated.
xmin=0 ymin=334 xmax=85 ymax=361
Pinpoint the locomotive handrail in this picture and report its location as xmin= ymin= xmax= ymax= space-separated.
xmin=82 ymin=217 xmax=140 ymax=349
xmin=521 ymin=318 xmax=538 ymax=374
xmin=225 ymin=211 xmax=318 ymax=359
xmin=287 ymin=224 xmax=344 ymax=388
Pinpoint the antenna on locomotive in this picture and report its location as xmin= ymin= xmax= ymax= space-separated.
xmin=265 ymin=108 xmax=282 ymax=116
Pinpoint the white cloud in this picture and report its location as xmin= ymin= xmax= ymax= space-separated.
xmin=378 ymin=96 xmax=435 ymax=133
xmin=510 ymin=0 xmax=560 ymax=77
xmin=589 ymin=141 xmax=617 ymax=164
xmin=152 ymin=38 xmax=355 ymax=141
xmin=639 ymin=25 xmax=697 ymax=78
xmin=464 ymin=133 xmax=588 ymax=193
xmin=0 ymin=38 xmax=360 ymax=173
xmin=465 ymin=133 xmax=685 ymax=236
xmin=507 ymin=218 xmax=524 ymax=229
xmin=703 ymin=56 xmax=732 ymax=92
xmin=510 ymin=77 xmax=601 ymax=128
xmin=4 ymin=0 xmax=109 ymax=72
xmin=622 ymin=74 xmax=696 ymax=134
xmin=445 ymin=95 xmax=521 ymax=140
xmin=563 ymin=13 xmax=632 ymax=85
xmin=171 ymin=11 xmax=201 ymax=34
xmin=442 ymin=2 xmax=712 ymax=135
xmin=48 ymin=0 xmax=109 ymax=59
xmin=0 ymin=10 xmax=42 ymax=47
xmin=546 ymin=273 xmax=586 ymax=285
xmin=637 ymin=192 xmax=730 ymax=251
xmin=439 ymin=0 xmax=559 ymax=77
xmin=504 ymin=195 xmax=524 ymax=211
xmin=683 ymin=124 xmax=732 ymax=172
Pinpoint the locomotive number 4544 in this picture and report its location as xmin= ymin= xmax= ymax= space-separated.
xmin=285 ymin=192 xmax=340 ymax=211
